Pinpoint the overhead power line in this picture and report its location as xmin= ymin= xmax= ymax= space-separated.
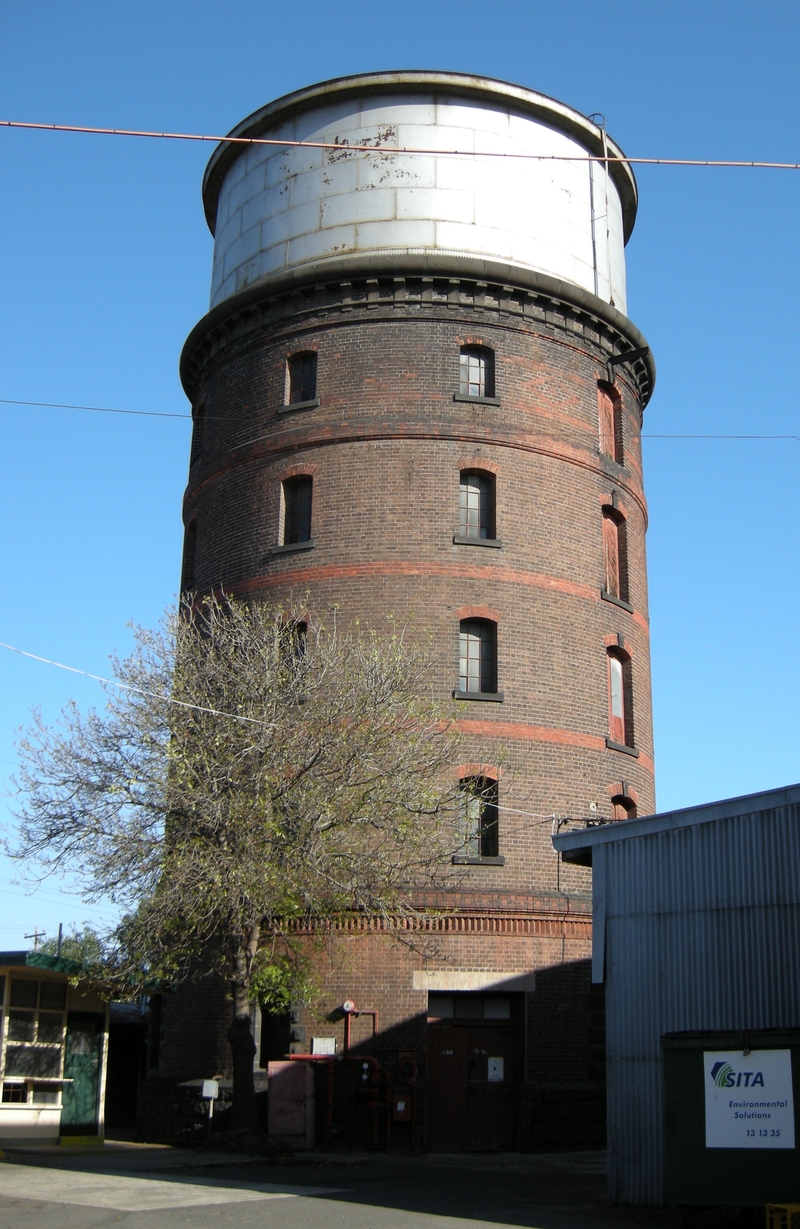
xmin=1 ymin=397 xmax=798 ymax=441
xmin=2 ymin=118 xmax=800 ymax=170
xmin=0 ymin=397 xmax=190 ymax=420
xmin=0 ymin=640 xmax=270 ymax=728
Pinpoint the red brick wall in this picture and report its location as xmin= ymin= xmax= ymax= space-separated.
xmin=161 ymin=271 xmax=654 ymax=1145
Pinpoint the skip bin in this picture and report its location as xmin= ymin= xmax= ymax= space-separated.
xmin=662 ymin=1030 xmax=800 ymax=1206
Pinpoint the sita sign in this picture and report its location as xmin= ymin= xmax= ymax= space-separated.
xmin=703 ymin=1050 xmax=795 ymax=1149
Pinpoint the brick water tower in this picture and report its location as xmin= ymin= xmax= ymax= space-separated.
xmin=175 ymin=71 xmax=656 ymax=1151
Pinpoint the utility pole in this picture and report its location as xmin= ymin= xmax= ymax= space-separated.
xmin=24 ymin=927 xmax=45 ymax=950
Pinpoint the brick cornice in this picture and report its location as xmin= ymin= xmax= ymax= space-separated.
xmin=180 ymin=258 xmax=655 ymax=407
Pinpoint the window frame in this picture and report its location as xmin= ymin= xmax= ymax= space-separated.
xmin=0 ymin=976 xmax=68 ymax=1107
xmin=455 ymin=619 xmax=501 ymax=700
xmin=181 ymin=518 xmax=197 ymax=594
xmin=285 ymin=352 xmax=319 ymax=410
xmin=601 ymin=506 xmax=630 ymax=607
xmin=455 ymin=346 xmax=499 ymax=404
xmin=597 ymin=381 xmax=623 ymax=465
xmin=280 ymin=476 xmax=313 ymax=548
xmin=453 ymin=776 xmax=503 ymax=864
xmin=606 ymin=648 xmax=636 ymax=753
xmin=457 ymin=470 xmax=496 ymax=542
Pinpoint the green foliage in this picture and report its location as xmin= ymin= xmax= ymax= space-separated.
xmin=250 ymin=950 xmax=314 ymax=1014
xmin=38 ymin=924 xmax=105 ymax=966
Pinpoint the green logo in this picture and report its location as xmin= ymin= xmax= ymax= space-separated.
xmin=711 ymin=1062 xmax=734 ymax=1087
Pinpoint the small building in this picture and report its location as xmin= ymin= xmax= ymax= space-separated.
xmin=0 ymin=951 xmax=110 ymax=1144
xmin=552 ymin=783 xmax=800 ymax=1206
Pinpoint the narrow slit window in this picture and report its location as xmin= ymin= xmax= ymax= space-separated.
xmin=182 ymin=520 xmax=197 ymax=593
xmin=459 ymin=620 xmax=497 ymax=694
xmin=607 ymin=651 xmax=633 ymax=747
xmin=189 ymin=402 xmax=205 ymax=466
xmin=288 ymin=353 xmax=317 ymax=405
xmin=459 ymin=347 xmax=494 ymax=398
xmin=602 ymin=509 xmax=628 ymax=602
xmin=598 ymin=383 xmax=623 ymax=463
xmin=282 ymin=477 xmax=313 ymax=545
xmin=459 ymin=472 xmax=495 ymax=540
xmin=459 ymin=777 xmax=499 ymax=858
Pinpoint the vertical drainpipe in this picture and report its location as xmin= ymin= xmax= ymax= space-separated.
xmin=589 ymin=155 xmax=600 ymax=299
xmin=602 ymin=126 xmax=614 ymax=306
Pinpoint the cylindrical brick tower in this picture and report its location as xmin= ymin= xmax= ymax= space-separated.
xmin=173 ymin=71 xmax=656 ymax=1152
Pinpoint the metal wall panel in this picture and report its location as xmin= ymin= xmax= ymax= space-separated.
xmin=602 ymin=803 xmax=800 ymax=1205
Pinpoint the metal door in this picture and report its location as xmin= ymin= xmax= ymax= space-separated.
xmin=61 ymin=1013 xmax=104 ymax=1135
xmin=426 ymin=1026 xmax=470 ymax=1150
xmin=467 ymin=1026 xmax=515 ymax=1151
xmin=427 ymin=1024 xmax=516 ymax=1151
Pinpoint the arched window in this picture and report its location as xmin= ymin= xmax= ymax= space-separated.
xmin=607 ymin=649 xmax=633 ymax=749
xmin=602 ymin=507 xmax=629 ymax=603
xmin=282 ymin=477 xmax=313 ymax=544
xmin=458 ymin=776 xmax=499 ymax=858
xmin=598 ymin=382 xmax=623 ymax=464
xmin=459 ymin=346 xmax=494 ymax=399
xmin=459 ymin=471 xmax=496 ymax=540
xmin=288 ymin=353 xmax=317 ymax=405
xmin=459 ymin=619 xmax=497 ymax=695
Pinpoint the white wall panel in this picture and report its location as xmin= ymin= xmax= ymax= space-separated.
xmin=208 ymin=82 xmax=630 ymax=313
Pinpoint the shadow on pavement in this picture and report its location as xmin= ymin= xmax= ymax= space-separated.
xmin=3 ymin=1144 xmax=680 ymax=1229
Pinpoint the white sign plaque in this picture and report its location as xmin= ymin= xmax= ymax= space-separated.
xmin=311 ymin=1036 xmax=336 ymax=1055
xmin=487 ymin=1057 xmax=504 ymax=1083
xmin=703 ymin=1049 xmax=795 ymax=1149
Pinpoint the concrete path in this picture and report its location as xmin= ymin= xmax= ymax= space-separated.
xmin=0 ymin=1147 xmax=679 ymax=1229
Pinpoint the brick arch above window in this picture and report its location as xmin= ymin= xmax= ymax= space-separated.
xmin=458 ymin=456 xmax=500 ymax=476
xmin=456 ymin=604 xmax=502 ymax=623
xmin=455 ymin=763 xmax=501 ymax=781
xmin=603 ymin=632 xmax=632 ymax=659
xmin=606 ymin=781 xmax=639 ymax=806
xmin=276 ymin=462 xmax=319 ymax=482
xmin=597 ymin=490 xmax=629 ymax=519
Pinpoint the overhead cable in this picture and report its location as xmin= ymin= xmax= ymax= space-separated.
xmin=2 ymin=118 xmax=800 ymax=170
xmin=0 ymin=640 xmax=269 ymax=727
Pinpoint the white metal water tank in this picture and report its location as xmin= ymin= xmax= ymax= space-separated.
xmin=203 ymin=71 xmax=637 ymax=315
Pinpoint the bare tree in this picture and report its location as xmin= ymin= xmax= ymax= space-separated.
xmin=9 ymin=595 xmax=464 ymax=1137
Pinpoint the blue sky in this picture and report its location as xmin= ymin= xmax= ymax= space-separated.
xmin=1 ymin=1 xmax=798 ymax=948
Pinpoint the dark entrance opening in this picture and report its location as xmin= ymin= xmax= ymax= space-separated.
xmin=426 ymin=992 xmax=520 ymax=1152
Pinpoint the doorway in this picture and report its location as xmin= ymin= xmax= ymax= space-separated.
xmin=61 ymin=1012 xmax=105 ymax=1136
xmin=426 ymin=993 xmax=518 ymax=1152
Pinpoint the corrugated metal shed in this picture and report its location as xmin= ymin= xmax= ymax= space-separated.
xmin=552 ymin=783 xmax=800 ymax=1206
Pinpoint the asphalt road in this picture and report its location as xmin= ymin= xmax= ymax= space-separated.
xmin=0 ymin=1146 xmax=680 ymax=1229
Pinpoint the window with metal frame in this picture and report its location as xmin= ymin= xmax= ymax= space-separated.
xmin=459 ymin=620 xmax=497 ymax=694
xmin=459 ymin=347 xmax=494 ymax=398
xmin=459 ymin=472 xmax=495 ymax=540
xmin=2 ymin=978 xmax=67 ymax=1093
xmin=288 ymin=353 xmax=317 ymax=405
xmin=458 ymin=776 xmax=500 ymax=858
xmin=282 ymin=477 xmax=313 ymax=545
